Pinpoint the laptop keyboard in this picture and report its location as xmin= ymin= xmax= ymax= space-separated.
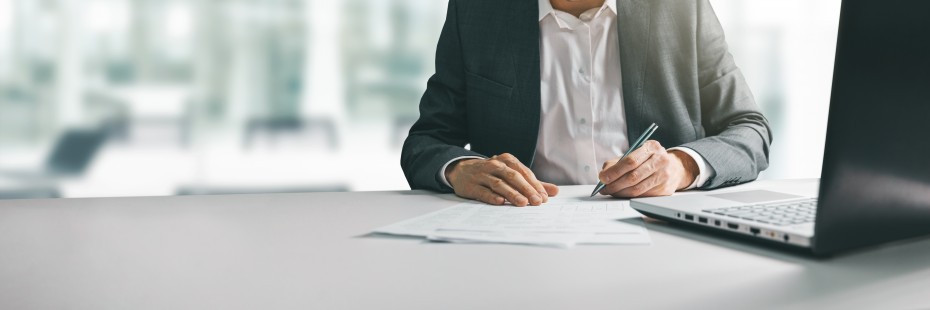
xmin=702 ymin=198 xmax=818 ymax=226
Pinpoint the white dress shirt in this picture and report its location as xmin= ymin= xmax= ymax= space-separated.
xmin=439 ymin=0 xmax=714 ymax=189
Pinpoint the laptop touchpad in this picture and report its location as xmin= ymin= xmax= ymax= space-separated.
xmin=709 ymin=190 xmax=803 ymax=204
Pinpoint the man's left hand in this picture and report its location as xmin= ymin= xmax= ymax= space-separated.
xmin=597 ymin=140 xmax=699 ymax=198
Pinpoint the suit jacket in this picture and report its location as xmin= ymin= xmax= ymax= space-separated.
xmin=401 ymin=0 xmax=772 ymax=193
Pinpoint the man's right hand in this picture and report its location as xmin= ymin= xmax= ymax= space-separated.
xmin=445 ymin=153 xmax=559 ymax=207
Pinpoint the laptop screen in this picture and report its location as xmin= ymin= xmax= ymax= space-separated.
xmin=816 ymin=0 xmax=930 ymax=255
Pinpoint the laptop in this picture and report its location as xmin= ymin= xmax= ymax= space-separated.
xmin=630 ymin=0 xmax=930 ymax=256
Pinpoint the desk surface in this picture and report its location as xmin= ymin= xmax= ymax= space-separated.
xmin=0 ymin=179 xmax=928 ymax=310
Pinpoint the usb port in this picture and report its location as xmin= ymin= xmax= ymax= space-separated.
xmin=727 ymin=223 xmax=739 ymax=230
xmin=750 ymin=228 xmax=761 ymax=235
xmin=698 ymin=217 xmax=708 ymax=224
xmin=684 ymin=214 xmax=694 ymax=221
xmin=714 ymin=220 xmax=721 ymax=226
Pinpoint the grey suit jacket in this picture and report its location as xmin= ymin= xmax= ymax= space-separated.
xmin=401 ymin=0 xmax=772 ymax=193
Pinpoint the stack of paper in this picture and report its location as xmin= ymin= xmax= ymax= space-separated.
xmin=374 ymin=198 xmax=650 ymax=248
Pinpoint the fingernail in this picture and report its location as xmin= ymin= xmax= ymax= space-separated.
xmin=530 ymin=195 xmax=542 ymax=205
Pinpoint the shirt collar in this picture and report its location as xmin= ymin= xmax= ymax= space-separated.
xmin=538 ymin=0 xmax=617 ymax=22
xmin=538 ymin=0 xmax=555 ymax=22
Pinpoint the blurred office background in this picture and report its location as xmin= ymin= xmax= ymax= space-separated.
xmin=0 ymin=0 xmax=840 ymax=199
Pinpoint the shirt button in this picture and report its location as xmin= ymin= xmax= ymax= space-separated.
xmin=584 ymin=165 xmax=591 ymax=172
xmin=580 ymin=118 xmax=587 ymax=125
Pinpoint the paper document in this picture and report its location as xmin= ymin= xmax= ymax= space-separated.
xmin=374 ymin=197 xmax=650 ymax=248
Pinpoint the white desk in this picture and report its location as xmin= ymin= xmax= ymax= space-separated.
xmin=0 ymin=179 xmax=928 ymax=309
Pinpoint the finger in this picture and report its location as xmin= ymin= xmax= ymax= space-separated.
xmin=600 ymin=154 xmax=661 ymax=195
xmin=495 ymin=153 xmax=548 ymax=202
xmin=599 ymin=140 xmax=663 ymax=184
xmin=612 ymin=173 xmax=662 ymax=198
xmin=542 ymin=182 xmax=560 ymax=197
xmin=470 ymin=185 xmax=506 ymax=205
xmin=482 ymin=176 xmax=530 ymax=207
xmin=489 ymin=165 xmax=543 ymax=206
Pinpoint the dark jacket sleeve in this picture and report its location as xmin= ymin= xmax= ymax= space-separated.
xmin=679 ymin=0 xmax=773 ymax=189
xmin=400 ymin=0 xmax=484 ymax=192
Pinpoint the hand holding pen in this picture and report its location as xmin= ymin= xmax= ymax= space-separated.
xmin=592 ymin=123 xmax=701 ymax=198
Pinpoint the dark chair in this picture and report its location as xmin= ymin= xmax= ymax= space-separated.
xmin=0 ymin=127 xmax=108 ymax=180
xmin=45 ymin=128 xmax=109 ymax=176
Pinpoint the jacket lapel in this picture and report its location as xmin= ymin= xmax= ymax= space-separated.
xmin=616 ymin=0 xmax=652 ymax=140
xmin=509 ymin=0 xmax=542 ymax=166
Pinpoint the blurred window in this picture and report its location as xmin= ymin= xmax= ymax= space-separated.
xmin=0 ymin=0 xmax=840 ymax=199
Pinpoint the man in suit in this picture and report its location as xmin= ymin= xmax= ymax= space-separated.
xmin=401 ymin=0 xmax=772 ymax=207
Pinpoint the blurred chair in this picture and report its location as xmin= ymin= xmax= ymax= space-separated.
xmin=0 ymin=128 xmax=105 ymax=199
xmin=0 ymin=127 xmax=108 ymax=181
